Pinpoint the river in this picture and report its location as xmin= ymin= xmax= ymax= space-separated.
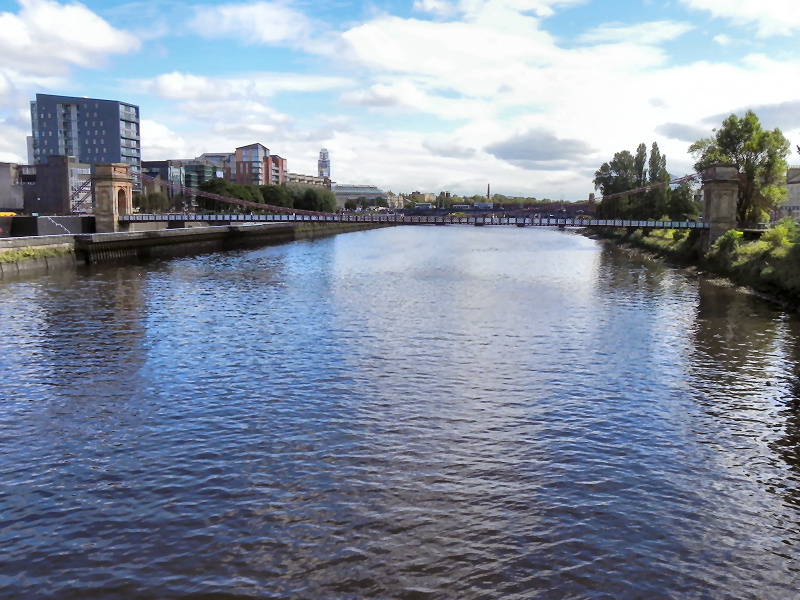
xmin=1 ymin=225 xmax=798 ymax=599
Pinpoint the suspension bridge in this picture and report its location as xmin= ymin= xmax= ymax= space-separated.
xmin=66 ymin=164 xmax=728 ymax=233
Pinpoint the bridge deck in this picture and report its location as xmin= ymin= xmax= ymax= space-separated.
xmin=122 ymin=213 xmax=709 ymax=229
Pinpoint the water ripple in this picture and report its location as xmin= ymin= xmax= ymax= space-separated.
xmin=0 ymin=228 xmax=799 ymax=598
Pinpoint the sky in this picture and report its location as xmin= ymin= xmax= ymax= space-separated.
xmin=0 ymin=0 xmax=798 ymax=200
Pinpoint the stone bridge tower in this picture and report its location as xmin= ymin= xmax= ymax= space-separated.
xmin=701 ymin=164 xmax=739 ymax=251
xmin=93 ymin=163 xmax=133 ymax=233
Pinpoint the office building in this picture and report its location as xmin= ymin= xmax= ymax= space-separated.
xmin=23 ymin=155 xmax=92 ymax=215
xmin=0 ymin=163 xmax=26 ymax=212
xmin=318 ymin=148 xmax=330 ymax=178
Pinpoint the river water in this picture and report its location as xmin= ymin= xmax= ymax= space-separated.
xmin=1 ymin=226 xmax=799 ymax=599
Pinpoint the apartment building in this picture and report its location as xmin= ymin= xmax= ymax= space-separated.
xmin=198 ymin=153 xmax=235 ymax=183
xmin=288 ymin=172 xmax=330 ymax=189
xmin=30 ymin=94 xmax=141 ymax=176
xmin=234 ymin=144 xmax=288 ymax=186
xmin=268 ymin=155 xmax=288 ymax=185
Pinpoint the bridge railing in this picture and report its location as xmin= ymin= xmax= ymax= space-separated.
xmin=119 ymin=213 xmax=710 ymax=229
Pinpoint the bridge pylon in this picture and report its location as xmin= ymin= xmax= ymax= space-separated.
xmin=701 ymin=164 xmax=739 ymax=251
xmin=93 ymin=163 xmax=133 ymax=233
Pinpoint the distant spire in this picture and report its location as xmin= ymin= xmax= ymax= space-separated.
xmin=487 ymin=183 xmax=490 ymax=200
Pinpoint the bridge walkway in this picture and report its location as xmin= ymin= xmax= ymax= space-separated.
xmin=122 ymin=213 xmax=709 ymax=230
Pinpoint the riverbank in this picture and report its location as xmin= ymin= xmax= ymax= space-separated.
xmin=0 ymin=221 xmax=392 ymax=279
xmin=583 ymin=221 xmax=800 ymax=310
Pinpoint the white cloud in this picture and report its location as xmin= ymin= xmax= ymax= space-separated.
xmin=188 ymin=1 xmax=313 ymax=46
xmin=339 ymin=79 xmax=487 ymax=120
xmin=339 ymin=15 xmax=559 ymax=96
xmin=0 ymin=0 xmax=139 ymax=75
xmin=578 ymin=20 xmax=694 ymax=44
xmin=2 ymin=0 xmax=797 ymax=199
xmin=142 ymin=71 xmax=354 ymax=102
xmin=140 ymin=99 xmax=303 ymax=160
xmin=713 ymin=33 xmax=731 ymax=45
xmin=340 ymin=83 xmax=409 ymax=108
xmin=140 ymin=119 xmax=190 ymax=160
xmin=680 ymin=0 xmax=800 ymax=36
xmin=413 ymin=0 xmax=459 ymax=17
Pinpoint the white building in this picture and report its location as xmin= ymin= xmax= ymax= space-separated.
xmin=782 ymin=166 xmax=800 ymax=221
xmin=332 ymin=184 xmax=388 ymax=209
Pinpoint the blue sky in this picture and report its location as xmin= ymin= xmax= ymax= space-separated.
xmin=0 ymin=0 xmax=798 ymax=199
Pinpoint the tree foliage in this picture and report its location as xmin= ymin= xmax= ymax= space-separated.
xmin=288 ymin=186 xmax=336 ymax=212
xmin=594 ymin=142 xmax=694 ymax=220
xmin=634 ymin=143 xmax=647 ymax=188
xmin=259 ymin=185 xmax=292 ymax=208
xmin=594 ymin=150 xmax=637 ymax=198
xmin=133 ymin=191 xmax=169 ymax=212
xmin=194 ymin=179 xmax=335 ymax=213
xmin=689 ymin=110 xmax=790 ymax=223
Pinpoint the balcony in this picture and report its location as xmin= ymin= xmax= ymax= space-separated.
xmin=119 ymin=108 xmax=139 ymax=122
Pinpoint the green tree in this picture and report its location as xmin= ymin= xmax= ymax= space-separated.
xmin=295 ymin=188 xmax=319 ymax=211
xmin=344 ymin=199 xmax=357 ymax=211
xmin=259 ymin=185 xmax=292 ymax=208
xmin=594 ymin=150 xmax=638 ymax=218
xmin=689 ymin=110 xmax=790 ymax=223
xmin=170 ymin=194 xmax=188 ymax=212
xmin=148 ymin=192 xmax=169 ymax=212
xmin=198 ymin=178 xmax=234 ymax=212
xmin=292 ymin=186 xmax=336 ymax=212
xmin=318 ymin=190 xmax=337 ymax=212
xmin=230 ymin=184 xmax=263 ymax=206
xmin=594 ymin=150 xmax=637 ymax=197
xmin=644 ymin=142 xmax=670 ymax=218
xmin=666 ymin=181 xmax=700 ymax=221
xmin=134 ymin=191 xmax=169 ymax=212
xmin=198 ymin=178 xmax=230 ymax=196
xmin=634 ymin=143 xmax=648 ymax=188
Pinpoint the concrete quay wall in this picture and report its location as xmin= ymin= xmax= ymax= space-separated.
xmin=0 ymin=221 xmax=392 ymax=278
xmin=0 ymin=234 xmax=77 ymax=278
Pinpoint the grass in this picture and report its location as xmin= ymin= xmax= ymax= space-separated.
xmin=0 ymin=246 xmax=74 ymax=264
xmin=706 ymin=218 xmax=800 ymax=302
xmin=588 ymin=219 xmax=800 ymax=307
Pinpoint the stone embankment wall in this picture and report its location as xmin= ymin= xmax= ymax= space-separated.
xmin=0 ymin=221 xmax=391 ymax=278
xmin=0 ymin=234 xmax=77 ymax=278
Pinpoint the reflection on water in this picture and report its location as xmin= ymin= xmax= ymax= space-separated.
xmin=0 ymin=226 xmax=798 ymax=598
